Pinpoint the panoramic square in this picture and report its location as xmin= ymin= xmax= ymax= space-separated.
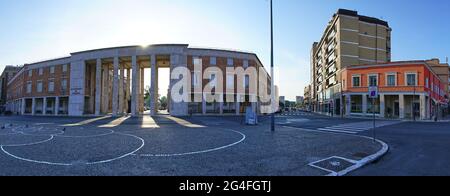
xmin=0 ymin=0 xmax=449 ymax=186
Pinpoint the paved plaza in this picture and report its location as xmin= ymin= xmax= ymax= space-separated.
xmin=0 ymin=114 xmax=384 ymax=176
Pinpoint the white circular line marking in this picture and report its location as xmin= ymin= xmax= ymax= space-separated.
xmin=56 ymin=129 xmax=114 ymax=138
xmin=87 ymin=132 xmax=145 ymax=165
xmin=135 ymin=128 xmax=246 ymax=157
xmin=0 ymin=131 xmax=145 ymax=166
xmin=1 ymin=135 xmax=54 ymax=147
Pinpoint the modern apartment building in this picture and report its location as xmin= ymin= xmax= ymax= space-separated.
xmin=5 ymin=44 xmax=272 ymax=117
xmin=311 ymin=9 xmax=392 ymax=115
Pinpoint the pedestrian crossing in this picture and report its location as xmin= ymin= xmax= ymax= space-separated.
xmin=277 ymin=112 xmax=314 ymax=116
xmin=317 ymin=121 xmax=401 ymax=134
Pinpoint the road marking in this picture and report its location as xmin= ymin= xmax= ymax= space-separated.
xmin=134 ymin=128 xmax=245 ymax=157
xmin=282 ymin=126 xmax=389 ymax=176
xmin=317 ymin=128 xmax=357 ymax=134
xmin=1 ymin=125 xmax=145 ymax=166
xmin=316 ymin=121 xmax=401 ymax=134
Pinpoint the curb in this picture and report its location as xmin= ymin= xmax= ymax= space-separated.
xmin=330 ymin=135 xmax=389 ymax=176
xmin=282 ymin=126 xmax=389 ymax=176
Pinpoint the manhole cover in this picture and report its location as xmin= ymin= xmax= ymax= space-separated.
xmin=309 ymin=156 xmax=356 ymax=173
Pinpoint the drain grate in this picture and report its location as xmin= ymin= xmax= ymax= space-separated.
xmin=309 ymin=156 xmax=357 ymax=173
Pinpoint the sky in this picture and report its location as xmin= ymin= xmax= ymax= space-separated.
xmin=1 ymin=0 xmax=449 ymax=100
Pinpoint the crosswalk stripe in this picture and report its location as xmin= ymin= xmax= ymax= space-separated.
xmin=317 ymin=128 xmax=358 ymax=134
xmin=316 ymin=121 xmax=401 ymax=134
xmin=327 ymin=127 xmax=369 ymax=131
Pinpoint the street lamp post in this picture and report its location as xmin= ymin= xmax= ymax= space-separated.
xmin=270 ymin=0 xmax=275 ymax=132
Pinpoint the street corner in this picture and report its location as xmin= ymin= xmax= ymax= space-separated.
xmin=278 ymin=126 xmax=388 ymax=176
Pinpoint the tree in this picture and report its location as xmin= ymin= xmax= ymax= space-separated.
xmin=159 ymin=96 xmax=168 ymax=110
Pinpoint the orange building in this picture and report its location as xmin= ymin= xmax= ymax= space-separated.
xmin=341 ymin=61 xmax=448 ymax=120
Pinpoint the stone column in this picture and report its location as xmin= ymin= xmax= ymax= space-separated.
xmin=399 ymin=94 xmax=405 ymax=119
xmin=21 ymin=98 xmax=26 ymax=115
xmin=420 ymin=94 xmax=426 ymax=120
xmin=31 ymin=98 xmax=36 ymax=115
xmin=95 ymin=59 xmax=102 ymax=115
xmin=362 ymin=94 xmax=368 ymax=115
xmin=345 ymin=94 xmax=351 ymax=116
xmin=43 ymin=97 xmax=47 ymax=115
xmin=119 ymin=64 xmax=125 ymax=114
xmin=150 ymin=55 xmax=158 ymax=115
xmin=126 ymin=68 xmax=131 ymax=113
xmin=131 ymin=56 xmax=138 ymax=116
xmin=140 ymin=67 xmax=145 ymax=113
xmin=202 ymin=93 xmax=207 ymax=115
xmin=236 ymin=94 xmax=240 ymax=115
xmin=102 ymin=64 xmax=110 ymax=114
xmin=380 ymin=94 xmax=385 ymax=118
xmin=136 ymin=67 xmax=141 ymax=113
xmin=112 ymin=57 xmax=119 ymax=116
xmin=55 ymin=97 xmax=59 ymax=116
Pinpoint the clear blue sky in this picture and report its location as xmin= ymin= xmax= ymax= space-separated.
xmin=1 ymin=0 xmax=449 ymax=100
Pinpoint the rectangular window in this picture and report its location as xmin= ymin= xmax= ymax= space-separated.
xmin=48 ymin=81 xmax=55 ymax=92
xmin=226 ymin=74 xmax=234 ymax=89
xmin=62 ymin=64 xmax=68 ymax=72
xmin=61 ymin=79 xmax=68 ymax=92
xmin=426 ymin=78 xmax=429 ymax=88
xmin=37 ymin=81 xmax=43 ymax=93
xmin=227 ymin=58 xmax=234 ymax=67
xmin=210 ymin=57 xmax=216 ymax=65
xmin=38 ymin=68 xmax=43 ymax=75
xmin=28 ymin=70 xmax=33 ymax=77
xmin=352 ymin=76 xmax=361 ymax=87
xmin=243 ymin=60 xmax=249 ymax=68
xmin=406 ymin=73 xmax=417 ymax=86
xmin=50 ymin=66 xmax=55 ymax=74
xmin=26 ymin=82 xmax=32 ymax=93
xmin=369 ymin=74 xmax=378 ymax=87
xmin=386 ymin=74 xmax=396 ymax=86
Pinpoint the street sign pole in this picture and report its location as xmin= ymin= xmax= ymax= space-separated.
xmin=270 ymin=0 xmax=275 ymax=132
xmin=369 ymin=86 xmax=378 ymax=143
xmin=373 ymin=97 xmax=376 ymax=143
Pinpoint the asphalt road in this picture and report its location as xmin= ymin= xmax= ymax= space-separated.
xmin=352 ymin=122 xmax=450 ymax=176
xmin=274 ymin=112 xmax=450 ymax=176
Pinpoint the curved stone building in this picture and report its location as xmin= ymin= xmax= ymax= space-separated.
xmin=5 ymin=44 xmax=272 ymax=117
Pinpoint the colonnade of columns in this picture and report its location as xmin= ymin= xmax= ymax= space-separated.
xmin=93 ymin=55 xmax=159 ymax=116
xmin=344 ymin=93 xmax=428 ymax=119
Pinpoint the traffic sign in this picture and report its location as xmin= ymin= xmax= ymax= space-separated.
xmin=369 ymin=86 xmax=378 ymax=98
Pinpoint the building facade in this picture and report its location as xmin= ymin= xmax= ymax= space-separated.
xmin=5 ymin=44 xmax=272 ymax=117
xmin=296 ymin=96 xmax=304 ymax=105
xmin=0 ymin=65 xmax=21 ymax=112
xmin=311 ymin=9 xmax=392 ymax=116
xmin=341 ymin=61 xmax=448 ymax=120
xmin=304 ymin=85 xmax=311 ymax=111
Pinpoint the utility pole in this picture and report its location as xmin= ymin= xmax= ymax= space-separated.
xmin=270 ymin=0 xmax=275 ymax=132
